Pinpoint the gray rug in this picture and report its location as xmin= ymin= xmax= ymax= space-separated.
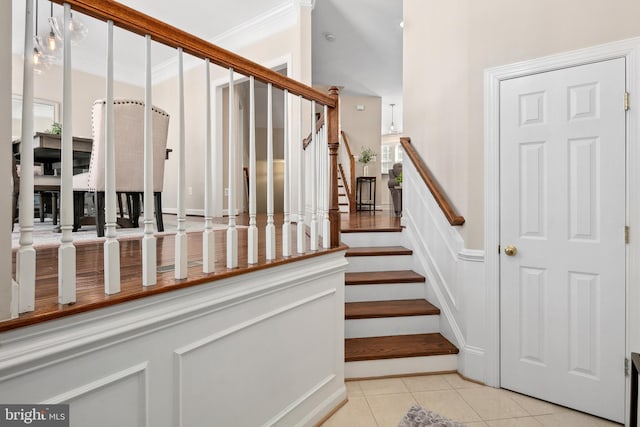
xmin=398 ymin=405 xmax=466 ymax=427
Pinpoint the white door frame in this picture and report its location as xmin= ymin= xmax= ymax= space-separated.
xmin=484 ymin=37 xmax=640 ymax=420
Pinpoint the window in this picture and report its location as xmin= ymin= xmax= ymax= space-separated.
xmin=381 ymin=142 xmax=403 ymax=174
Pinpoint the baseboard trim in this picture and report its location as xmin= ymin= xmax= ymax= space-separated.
xmin=345 ymin=369 xmax=458 ymax=382
xmin=313 ymin=398 xmax=348 ymax=427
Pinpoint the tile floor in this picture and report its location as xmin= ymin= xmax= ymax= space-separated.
xmin=322 ymin=374 xmax=622 ymax=427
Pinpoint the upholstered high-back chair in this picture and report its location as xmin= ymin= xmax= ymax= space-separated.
xmin=73 ymin=99 xmax=170 ymax=236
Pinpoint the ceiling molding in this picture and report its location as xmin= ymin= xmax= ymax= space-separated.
xmin=152 ymin=0 xmax=298 ymax=84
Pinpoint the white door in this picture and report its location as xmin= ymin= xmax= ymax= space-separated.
xmin=500 ymin=58 xmax=626 ymax=422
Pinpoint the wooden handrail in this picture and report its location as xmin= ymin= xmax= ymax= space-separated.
xmin=340 ymin=131 xmax=357 ymax=212
xmin=50 ymin=0 xmax=335 ymax=108
xmin=400 ymin=137 xmax=465 ymax=226
xmin=303 ymin=116 xmax=325 ymax=150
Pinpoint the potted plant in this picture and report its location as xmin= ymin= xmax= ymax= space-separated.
xmin=358 ymin=146 xmax=377 ymax=176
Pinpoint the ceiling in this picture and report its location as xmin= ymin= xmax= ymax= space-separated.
xmin=11 ymin=0 xmax=403 ymax=134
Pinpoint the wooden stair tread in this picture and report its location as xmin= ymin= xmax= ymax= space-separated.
xmin=345 ymin=333 xmax=458 ymax=362
xmin=341 ymin=226 xmax=403 ymax=233
xmin=345 ymin=270 xmax=425 ymax=285
xmin=345 ymin=299 xmax=439 ymax=319
xmin=346 ymin=246 xmax=412 ymax=257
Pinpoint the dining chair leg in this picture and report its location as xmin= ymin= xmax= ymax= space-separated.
xmin=73 ymin=191 xmax=84 ymax=232
xmin=131 ymin=193 xmax=141 ymax=228
xmin=39 ymin=193 xmax=45 ymax=222
xmin=154 ymin=192 xmax=164 ymax=232
xmin=117 ymin=193 xmax=124 ymax=218
xmin=52 ymin=192 xmax=58 ymax=226
xmin=12 ymin=192 xmax=18 ymax=232
xmin=96 ymin=192 xmax=105 ymax=237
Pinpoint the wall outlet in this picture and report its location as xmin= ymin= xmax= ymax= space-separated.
xmin=224 ymin=188 xmax=230 ymax=196
xmin=188 ymin=186 xmax=193 ymax=196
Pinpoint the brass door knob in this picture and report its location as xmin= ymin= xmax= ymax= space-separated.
xmin=504 ymin=245 xmax=518 ymax=256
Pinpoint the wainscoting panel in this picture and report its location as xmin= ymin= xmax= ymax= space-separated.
xmin=403 ymin=160 xmax=487 ymax=382
xmin=0 ymin=251 xmax=347 ymax=427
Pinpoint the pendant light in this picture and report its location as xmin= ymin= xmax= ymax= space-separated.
xmin=388 ymin=103 xmax=398 ymax=134
xmin=50 ymin=7 xmax=88 ymax=46
xmin=33 ymin=0 xmax=54 ymax=74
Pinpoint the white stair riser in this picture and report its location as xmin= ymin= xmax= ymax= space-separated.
xmin=345 ymin=355 xmax=458 ymax=379
xmin=345 ymin=315 xmax=439 ymax=338
xmin=346 ymin=283 xmax=426 ymax=302
xmin=341 ymin=232 xmax=405 ymax=247
xmin=345 ymin=255 xmax=412 ymax=272
xmin=340 ymin=206 xmax=350 ymax=213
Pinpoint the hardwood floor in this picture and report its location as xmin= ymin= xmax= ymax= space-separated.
xmin=340 ymin=210 xmax=402 ymax=233
xmin=5 ymin=216 xmax=345 ymax=333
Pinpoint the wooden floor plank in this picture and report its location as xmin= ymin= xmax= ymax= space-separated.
xmin=345 ymin=299 xmax=439 ymax=319
xmin=345 ymin=270 xmax=425 ymax=285
xmin=345 ymin=333 xmax=458 ymax=362
xmin=345 ymin=246 xmax=412 ymax=257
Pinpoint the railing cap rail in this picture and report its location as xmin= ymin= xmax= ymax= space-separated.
xmin=400 ymin=136 xmax=465 ymax=226
xmin=50 ymin=0 xmax=336 ymax=108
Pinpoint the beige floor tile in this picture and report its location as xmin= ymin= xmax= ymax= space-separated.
xmin=366 ymin=393 xmax=417 ymax=427
xmin=535 ymin=411 xmax=621 ymax=427
xmin=498 ymin=390 xmax=566 ymax=416
xmin=486 ymin=417 xmax=543 ymax=426
xmin=345 ymin=381 xmax=364 ymax=398
xmin=442 ymin=373 xmax=485 ymax=389
xmin=401 ymin=374 xmax=453 ymax=392
xmin=457 ymin=387 xmax=528 ymax=420
xmin=358 ymin=378 xmax=409 ymax=396
xmin=466 ymin=423 xmax=489 ymax=427
xmin=322 ymin=397 xmax=378 ymax=427
xmin=412 ymin=390 xmax=482 ymax=423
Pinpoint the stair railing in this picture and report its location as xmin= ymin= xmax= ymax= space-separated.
xmin=339 ymin=130 xmax=357 ymax=213
xmin=5 ymin=0 xmax=341 ymax=321
xmin=400 ymin=137 xmax=465 ymax=226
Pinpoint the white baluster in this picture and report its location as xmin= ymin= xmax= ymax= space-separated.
xmin=103 ymin=20 xmax=120 ymax=294
xmin=297 ymin=96 xmax=305 ymax=254
xmin=203 ymin=59 xmax=215 ymax=273
xmin=282 ymin=90 xmax=291 ymax=257
xmin=175 ymin=48 xmax=188 ymax=279
xmin=58 ymin=3 xmax=76 ymax=305
xmin=226 ymin=68 xmax=238 ymax=268
xmin=323 ymin=105 xmax=331 ymax=248
xmin=265 ymin=83 xmax=276 ymax=260
xmin=247 ymin=76 xmax=258 ymax=264
xmin=17 ymin=0 xmax=36 ymax=313
xmin=142 ymin=35 xmax=157 ymax=286
xmin=310 ymin=101 xmax=318 ymax=250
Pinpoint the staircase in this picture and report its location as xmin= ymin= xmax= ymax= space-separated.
xmin=338 ymin=167 xmax=351 ymax=213
xmin=342 ymin=226 xmax=458 ymax=378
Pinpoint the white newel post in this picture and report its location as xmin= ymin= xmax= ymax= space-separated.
xmin=142 ymin=35 xmax=157 ymax=286
xmin=265 ymin=83 xmax=276 ymax=260
xmin=309 ymin=101 xmax=318 ymax=251
xmin=322 ymin=105 xmax=330 ymax=248
xmin=58 ymin=3 xmax=76 ymax=305
xmin=203 ymin=59 xmax=215 ymax=273
xmin=282 ymin=90 xmax=291 ymax=257
xmin=247 ymin=76 xmax=258 ymax=264
xmin=103 ymin=20 xmax=120 ymax=294
xmin=18 ymin=0 xmax=36 ymax=313
xmin=226 ymin=68 xmax=238 ymax=268
xmin=297 ymin=96 xmax=305 ymax=254
xmin=175 ymin=48 xmax=188 ymax=279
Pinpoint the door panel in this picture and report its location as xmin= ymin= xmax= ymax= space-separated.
xmin=500 ymin=58 xmax=626 ymax=422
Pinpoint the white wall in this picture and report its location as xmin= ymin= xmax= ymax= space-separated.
xmin=0 ymin=251 xmax=347 ymax=427
xmin=11 ymin=54 xmax=144 ymax=139
xmin=403 ymin=0 xmax=640 ymax=249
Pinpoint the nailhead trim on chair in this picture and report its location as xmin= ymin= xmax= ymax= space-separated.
xmin=86 ymin=99 xmax=170 ymax=192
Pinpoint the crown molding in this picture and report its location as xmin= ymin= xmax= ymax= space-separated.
xmin=152 ymin=0 xmax=299 ymax=84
